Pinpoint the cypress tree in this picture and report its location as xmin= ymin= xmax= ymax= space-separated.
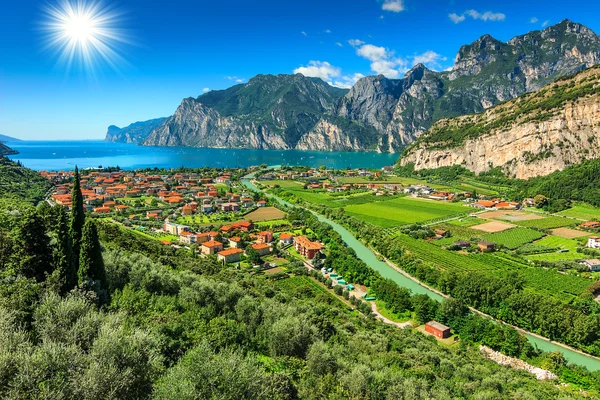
xmin=78 ymin=219 xmax=107 ymax=291
xmin=12 ymin=209 xmax=52 ymax=282
xmin=54 ymin=207 xmax=77 ymax=293
xmin=70 ymin=166 xmax=85 ymax=265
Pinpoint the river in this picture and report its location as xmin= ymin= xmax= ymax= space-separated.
xmin=240 ymin=177 xmax=600 ymax=371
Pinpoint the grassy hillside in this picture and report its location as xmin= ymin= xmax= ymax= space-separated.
xmin=0 ymin=157 xmax=51 ymax=203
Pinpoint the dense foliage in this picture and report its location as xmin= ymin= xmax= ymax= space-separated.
xmin=0 ymin=157 xmax=51 ymax=204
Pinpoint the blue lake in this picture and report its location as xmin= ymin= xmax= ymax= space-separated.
xmin=6 ymin=140 xmax=398 ymax=171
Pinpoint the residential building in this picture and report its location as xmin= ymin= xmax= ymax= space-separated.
xmin=229 ymin=237 xmax=243 ymax=248
xmin=425 ymin=321 xmax=451 ymax=339
xmin=179 ymin=232 xmax=197 ymax=245
xmin=587 ymin=236 xmax=600 ymax=249
xmin=201 ymin=240 xmax=224 ymax=255
xmin=478 ymin=241 xmax=496 ymax=253
xmin=279 ymin=233 xmax=294 ymax=245
xmin=581 ymin=259 xmax=600 ymax=272
xmin=164 ymin=221 xmax=191 ymax=235
xmin=257 ymin=231 xmax=273 ymax=244
xmin=217 ymin=248 xmax=244 ymax=264
xmin=294 ymin=236 xmax=323 ymax=259
xmin=251 ymin=243 xmax=271 ymax=256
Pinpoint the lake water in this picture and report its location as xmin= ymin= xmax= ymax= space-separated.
xmin=6 ymin=140 xmax=398 ymax=171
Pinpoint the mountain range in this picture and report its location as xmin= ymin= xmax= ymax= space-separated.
xmin=106 ymin=20 xmax=600 ymax=153
xmin=0 ymin=134 xmax=21 ymax=143
xmin=399 ymin=64 xmax=600 ymax=179
xmin=0 ymin=142 xmax=18 ymax=156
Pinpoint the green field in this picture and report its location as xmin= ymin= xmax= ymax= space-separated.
xmin=526 ymin=235 xmax=587 ymax=261
xmin=391 ymin=233 xmax=592 ymax=303
xmin=345 ymin=197 xmax=468 ymax=228
xmin=483 ymin=228 xmax=546 ymax=250
xmin=259 ymin=180 xmax=304 ymax=189
xmin=514 ymin=216 xmax=578 ymax=229
xmin=558 ymin=204 xmax=600 ymax=221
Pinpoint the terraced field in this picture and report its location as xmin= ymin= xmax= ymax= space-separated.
xmin=392 ymin=233 xmax=592 ymax=303
xmin=483 ymin=228 xmax=545 ymax=250
xmin=345 ymin=197 xmax=468 ymax=228
xmin=514 ymin=216 xmax=578 ymax=229
xmin=558 ymin=204 xmax=600 ymax=221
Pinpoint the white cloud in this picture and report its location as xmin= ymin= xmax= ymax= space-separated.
xmin=356 ymin=44 xmax=389 ymax=61
xmin=202 ymin=88 xmax=210 ymax=93
xmin=449 ymin=10 xmax=505 ymax=24
xmin=331 ymin=73 xmax=366 ymax=89
xmin=301 ymin=31 xmax=307 ymax=36
xmin=293 ymin=61 xmax=341 ymax=81
xmin=336 ymin=42 xmax=343 ymax=47
xmin=412 ymin=50 xmax=447 ymax=70
xmin=325 ymin=29 xmax=332 ymax=33
xmin=530 ymin=17 xmax=538 ymax=23
xmin=225 ymin=76 xmax=245 ymax=83
xmin=542 ymin=20 xmax=550 ymax=27
xmin=381 ymin=0 xmax=404 ymax=12
xmin=348 ymin=39 xmax=365 ymax=47
xmin=449 ymin=13 xmax=466 ymax=24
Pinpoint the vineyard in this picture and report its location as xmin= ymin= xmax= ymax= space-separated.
xmin=392 ymin=233 xmax=592 ymax=303
xmin=514 ymin=216 xmax=578 ymax=229
xmin=558 ymin=203 xmax=600 ymax=221
xmin=345 ymin=197 xmax=468 ymax=228
xmin=483 ymin=228 xmax=546 ymax=250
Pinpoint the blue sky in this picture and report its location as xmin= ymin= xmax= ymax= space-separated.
xmin=1 ymin=0 xmax=599 ymax=140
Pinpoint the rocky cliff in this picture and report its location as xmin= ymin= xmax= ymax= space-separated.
xmin=105 ymin=118 xmax=168 ymax=144
xmin=143 ymin=74 xmax=347 ymax=149
xmin=311 ymin=19 xmax=600 ymax=153
xmin=399 ymin=66 xmax=600 ymax=179
xmin=111 ymin=20 xmax=600 ymax=153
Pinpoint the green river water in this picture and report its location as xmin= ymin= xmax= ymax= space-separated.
xmin=241 ymin=178 xmax=600 ymax=371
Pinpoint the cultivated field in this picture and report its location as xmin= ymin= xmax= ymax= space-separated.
xmin=479 ymin=211 xmax=542 ymax=221
xmin=344 ymin=197 xmax=468 ymax=228
xmin=483 ymin=228 xmax=545 ymax=250
xmin=245 ymin=207 xmax=286 ymax=222
xmin=551 ymin=228 xmax=590 ymax=239
xmin=558 ymin=204 xmax=600 ymax=221
xmin=471 ymin=221 xmax=515 ymax=233
xmin=526 ymin=236 xmax=586 ymax=261
xmin=514 ymin=216 xmax=577 ymax=229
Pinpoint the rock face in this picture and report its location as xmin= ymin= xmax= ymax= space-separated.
xmin=112 ymin=20 xmax=600 ymax=153
xmin=400 ymin=66 xmax=600 ymax=179
xmin=105 ymin=118 xmax=168 ymax=144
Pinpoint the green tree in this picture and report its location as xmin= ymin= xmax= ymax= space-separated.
xmin=245 ymin=245 xmax=261 ymax=265
xmin=11 ymin=209 xmax=52 ymax=282
xmin=78 ymin=220 xmax=108 ymax=293
xmin=54 ymin=207 xmax=77 ymax=294
xmin=70 ymin=166 xmax=86 ymax=266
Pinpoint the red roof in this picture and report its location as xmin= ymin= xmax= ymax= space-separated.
xmin=203 ymin=240 xmax=223 ymax=248
xmin=218 ymin=248 xmax=244 ymax=256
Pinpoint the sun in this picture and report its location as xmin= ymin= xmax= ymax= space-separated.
xmin=63 ymin=14 xmax=96 ymax=44
xmin=41 ymin=0 xmax=132 ymax=73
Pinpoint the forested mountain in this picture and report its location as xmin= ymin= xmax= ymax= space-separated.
xmin=0 ymin=134 xmax=20 ymax=142
xmin=400 ymin=64 xmax=600 ymax=179
xmin=108 ymin=20 xmax=600 ymax=153
xmin=143 ymin=74 xmax=348 ymax=150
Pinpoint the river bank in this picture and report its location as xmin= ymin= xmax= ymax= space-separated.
xmin=240 ymin=175 xmax=600 ymax=372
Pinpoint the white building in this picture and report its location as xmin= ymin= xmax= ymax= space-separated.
xmin=587 ymin=236 xmax=600 ymax=249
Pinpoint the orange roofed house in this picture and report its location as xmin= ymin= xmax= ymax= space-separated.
xmin=294 ymin=236 xmax=323 ymax=259
xmin=251 ymin=243 xmax=271 ymax=256
xmin=425 ymin=321 xmax=451 ymax=339
xmin=201 ymin=241 xmax=224 ymax=255
xmin=257 ymin=231 xmax=273 ymax=244
xmin=217 ymin=248 xmax=244 ymax=264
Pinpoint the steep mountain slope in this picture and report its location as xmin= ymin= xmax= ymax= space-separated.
xmin=399 ymin=65 xmax=600 ymax=179
xmin=125 ymin=20 xmax=600 ymax=152
xmin=105 ymin=117 xmax=168 ymax=144
xmin=0 ymin=142 xmax=18 ymax=156
xmin=302 ymin=19 xmax=600 ymax=153
xmin=143 ymin=74 xmax=347 ymax=149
